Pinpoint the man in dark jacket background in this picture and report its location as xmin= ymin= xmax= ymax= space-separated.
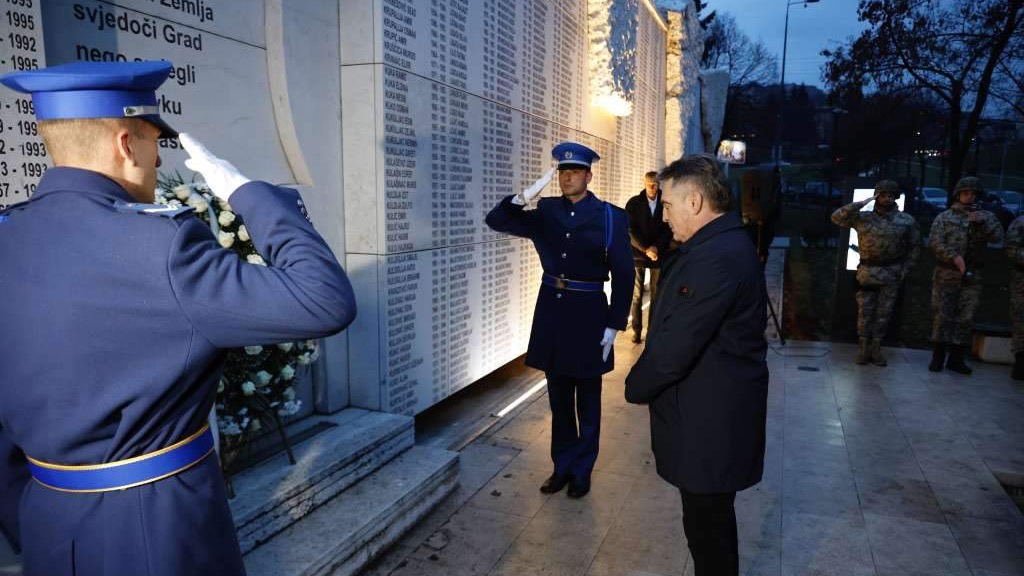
xmin=625 ymin=154 xmax=769 ymax=576
xmin=624 ymin=171 xmax=672 ymax=343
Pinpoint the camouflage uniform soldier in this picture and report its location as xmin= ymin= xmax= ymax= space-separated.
xmin=832 ymin=180 xmax=920 ymax=366
xmin=927 ymin=177 xmax=1004 ymax=374
xmin=1005 ymin=215 xmax=1024 ymax=380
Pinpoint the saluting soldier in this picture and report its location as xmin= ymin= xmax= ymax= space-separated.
xmin=486 ymin=142 xmax=633 ymax=499
xmin=0 ymin=61 xmax=356 ymax=576
xmin=927 ymin=176 xmax=1003 ymax=374
xmin=1005 ymin=214 xmax=1024 ymax=380
xmin=831 ymin=180 xmax=920 ymax=366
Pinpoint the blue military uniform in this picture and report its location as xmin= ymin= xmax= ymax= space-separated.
xmin=486 ymin=142 xmax=633 ymax=489
xmin=0 ymin=62 xmax=356 ymax=575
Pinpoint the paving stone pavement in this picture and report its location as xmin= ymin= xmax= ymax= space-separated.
xmin=365 ymin=337 xmax=1024 ymax=576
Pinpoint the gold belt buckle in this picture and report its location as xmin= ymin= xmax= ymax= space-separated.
xmin=554 ymin=278 xmax=568 ymax=289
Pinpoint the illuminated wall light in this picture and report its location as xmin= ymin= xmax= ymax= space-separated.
xmin=592 ymin=93 xmax=634 ymax=117
xmin=589 ymin=0 xmax=637 ymax=117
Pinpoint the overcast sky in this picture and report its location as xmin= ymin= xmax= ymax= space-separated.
xmin=661 ymin=0 xmax=869 ymax=88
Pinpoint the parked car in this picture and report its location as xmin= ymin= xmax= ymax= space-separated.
xmin=916 ymin=187 xmax=947 ymax=209
xmin=798 ymin=181 xmax=843 ymax=207
xmin=907 ymin=188 xmax=942 ymax=219
xmin=990 ymin=190 xmax=1022 ymax=216
xmin=977 ymin=192 xmax=1016 ymax=229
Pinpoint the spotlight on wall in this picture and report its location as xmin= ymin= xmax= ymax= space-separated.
xmin=593 ymin=93 xmax=634 ymax=117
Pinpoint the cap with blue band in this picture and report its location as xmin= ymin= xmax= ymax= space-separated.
xmin=0 ymin=60 xmax=179 ymax=138
xmin=552 ymin=141 xmax=600 ymax=170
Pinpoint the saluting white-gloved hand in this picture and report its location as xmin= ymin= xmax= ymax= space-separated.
xmin=600 ymin=328 xmax=618 ymax=362
xmin=179 ymin=133 xmax=252 ymax=202
xmin=512 ymin=167 xmax=556 ymax=206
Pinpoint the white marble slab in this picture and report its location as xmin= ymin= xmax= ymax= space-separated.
xmin=0 ymin=0 xmax=48 ymax=209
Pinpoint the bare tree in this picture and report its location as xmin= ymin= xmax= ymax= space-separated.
xmin=702 ymin=13 xmax=778 ymax=88
xmin=823 ymin=0 xmax=1024 ymax=191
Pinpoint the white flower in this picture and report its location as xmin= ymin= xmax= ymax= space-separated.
xmin=283 ymin=387 xmax=296 ymax=401
xmin=297 ymin=353 xmax=312 ymax=365
xmin=247 ymin=254 xmax=266 ymax=266
xmin=218 ymin=231 xmax=236 ymax=249
xmin=249 ymin=419 xmax=261 ymax=432
xmin=221 ymin=422 xmax=242 ymax=436
xmin=187 ymin=196 xmax=209 ymax=212
xmin=244 ymin=346 xmax=263 ymax=355
xmin=280 ymin=366 xmax=295 ymax=381
xmin=173 ymin=185 xmax=191 ymax=200
xmin=238 ymin=225 xmax=250 ymax=242
xmin=217 ymin=198 xmax=232 ymax=211
xmin=241 ymin=381 xmax=256 ymax=396
xmin=255 ymin=370 xmax=272 ymax=386
xmin=167 ymin=199 xmax=183 ymax=208
xmin=278 ymin=400 xmax=302 ymax=417
xmin=218 ymin=211 xmax=236 ymax=227
xmin=276 ymin=342 xmax=293 ymax=353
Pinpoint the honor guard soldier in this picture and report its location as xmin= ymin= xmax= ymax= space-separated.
xmin=0 ymin=61 xmax=356 ymax=576
xmin=831 ymin=180 xmax=920 ymax=366
xmin=927 ymin=176 xmax=1003 ymax=374
xmin=486 ymin=142 xmax=634 ymax=499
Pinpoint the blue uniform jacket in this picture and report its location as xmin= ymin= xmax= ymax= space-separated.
xmin=0 ymin=167 xmax=356 ymax=576
xmin=625 ymin=213 xmax=768 ymax=493
xmin=485 ymin=192 xmax=634 ymax=377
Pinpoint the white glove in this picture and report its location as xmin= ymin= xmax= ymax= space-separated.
xmin=600 ymin=328 xmax=618 ymax=362
xmin=179 ymin=133 xmax=252 ymax=202
xmin=512 ymin=167 xmax=555 ymax=206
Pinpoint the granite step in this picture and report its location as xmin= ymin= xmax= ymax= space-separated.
xmin=243 ymin=445 xmax=460 ymax=576
xmin=230 ymin=408 xmax=416 ymax=554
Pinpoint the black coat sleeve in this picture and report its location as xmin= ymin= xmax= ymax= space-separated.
xmin=0 ymin=425 xmax=27 ymax=554
xmin=485 ymin=194 xmax=542 ymax=239
xmin=624 ymin=254 xmax=740 ymax=404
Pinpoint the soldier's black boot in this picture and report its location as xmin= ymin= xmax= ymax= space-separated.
xmin=946 ymin=345 xmax=973 ymax=375
xmin=1012 ymin=353 xmax=1024 ymax=381
xmin=856 ymin=338 xmax=870 ymax=365
xmin=869 ymin=339 xmax=887 ymax=367
xmin=928 ymin=344 xmax=947 ymax=372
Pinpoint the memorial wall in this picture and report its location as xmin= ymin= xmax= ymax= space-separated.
xmin=1 ymin=0 xmax=677 ymax=418
xmin=1 ymin=0 xmax=347 ymax=416
xmin=341 ymin=0 xmax=669 ymax=415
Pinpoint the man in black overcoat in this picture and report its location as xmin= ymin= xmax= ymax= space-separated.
xmin=625 ymin=154 xmax=769 ymax=576
xmin=486 ymin=142 xmax=634 ymax=499
xmin=624 ymin=171 xmax=672 ymax=343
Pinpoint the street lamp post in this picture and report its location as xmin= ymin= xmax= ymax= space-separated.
xmin=775 ymin=0 xmax=820 ymax=164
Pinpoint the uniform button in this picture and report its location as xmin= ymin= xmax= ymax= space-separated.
xmin=571 ymin=211 xmax=575 ymax=217
xmin=556 ymin=293 xmax=563 ymax=299
xmin=566 ymin=232 xmax=571 ymax=238
xmin=561 ymin=253 xmax=567 ymax=258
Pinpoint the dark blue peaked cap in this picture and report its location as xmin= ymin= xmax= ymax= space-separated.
xmin=0 ymin=60 xmax=179 ymax=138
xmin=552 ymin=141 xmax=600 ymax=169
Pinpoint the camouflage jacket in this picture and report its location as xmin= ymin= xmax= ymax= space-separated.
xmin=832 ymin=200 xmax=920 ymax=285
xmin=1006 ymin=215 xmax=1024 ymax=272
xmin=928 ymin=203 xmax=1003 ymax=268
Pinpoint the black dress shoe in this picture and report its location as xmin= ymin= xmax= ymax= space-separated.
xmin=567 ymin=476 xmax=590 ymax=499
xmin=539 ymin=473 xmax=570 ymax=494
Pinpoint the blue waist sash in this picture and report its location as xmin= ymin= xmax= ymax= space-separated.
xmin=26 ymin=425 xmax=215 ymax=493
xmin=542 ymin=273 xmax=605 ymax=292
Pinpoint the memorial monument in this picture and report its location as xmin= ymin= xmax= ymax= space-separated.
xmin=0 ymin=1 xmax=720 ymax=573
